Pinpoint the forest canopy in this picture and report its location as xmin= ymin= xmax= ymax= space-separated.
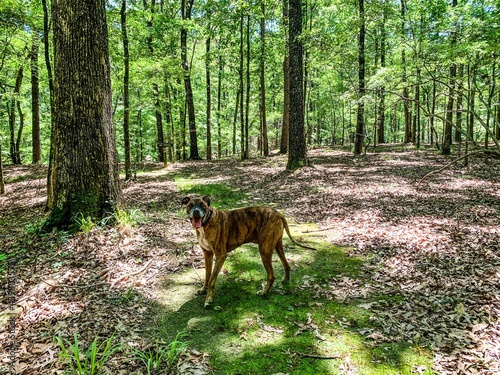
xmin=1 ymin=0 xmax=500 ymax=167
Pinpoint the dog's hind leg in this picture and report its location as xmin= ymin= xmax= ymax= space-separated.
xmin=275 ymin=237 xmax=290 ymax=284
xmin=258 ymin=247 xmax=276 ymax=296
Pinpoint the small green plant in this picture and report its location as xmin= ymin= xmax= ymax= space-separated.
xmin=54 ymin=332 xmax=121 ymax=375
xmin=114 ymin=209 xmax=143 ymax=226
xmin=73 ymin=213 xmax=96 ymax=234
xmin=0 ymin=253 xmax=6 ymax=274
xmin=111 ymin=209 xmax=144 ymax=234
xmin=132 ymin=333 xmax=188 ymax=374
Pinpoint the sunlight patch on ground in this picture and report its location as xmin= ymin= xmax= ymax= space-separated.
xmin=158 ymin=267 xmax=200 ymax=312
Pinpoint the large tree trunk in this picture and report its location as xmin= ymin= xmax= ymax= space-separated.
xmin=31 ymin=31 xmax=41 ymax=164
xmin=280 ymin=0 xmax=290 ymax=154
xmin=286 ymin=0 xmax=308 ymax=170
xmin=181 ymin=0 xmax=200 ymax=160
xmin=46 ymin=0 xmax=120 ymax=228
xmin=121 ymin=0 xmax=132 ymax=180
xmin=354 ymin=0 xmax=366 ymax=155
xmin=43 ymin=0 xmax=55 ymax=208
xmin=206 ymin=36 xmax=212 ymax=160
xmin=260 ymin=1 xmax=269 ymax=156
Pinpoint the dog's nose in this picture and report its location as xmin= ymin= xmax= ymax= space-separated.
xmin=192 ymin=208 xmax=203 ymax=218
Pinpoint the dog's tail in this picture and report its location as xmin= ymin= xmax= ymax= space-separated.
xmin=281 ymin=216 xmax=316 ymax=250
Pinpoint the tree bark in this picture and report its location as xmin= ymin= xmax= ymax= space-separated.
xmin=280 ymin=0 xmax=289 ymax=154
xmin=442 ymin=0 xmax=458 ymax=155
xmin=287 ymin=0 xmax=308 ymax=170
xmin=121 ymin=0 xmax=132 ymax=180
xmin=46 ymin=0 xmax=121 ymax=229
xmin=0 ymin=142 xmax=4 ymax=194
xmin=354 ymin=0 xmax=366 ymax=155
xmin=260 ymin=1 xmax=269 ymax=156
xmin=9 ymin=66 xmax=23 ymax=165
xmin=206 ymin=36 xmax=212 ymax=160
xmin=401 ymin=0 xmax=411 ymax=143
xmin=181 ymin=0 xmax=200 ymax=160
xmin=239 ymin=11 xmax=246 ymax=159
xmin=376 ymin=5 xmax=386 ymax=145
xmin=43 ymin=0 xmax=55 ymax=208
xmin=31 ymin=31 xmax=41 ymax=164
xmin=217 ymin=52 xmax=223 ymax=157
xmin=244 ymin=14 xmax=251 ymax=159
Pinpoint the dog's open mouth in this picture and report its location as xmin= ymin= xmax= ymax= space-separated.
xmin=191 ymin=217 xmax=203 ymax=229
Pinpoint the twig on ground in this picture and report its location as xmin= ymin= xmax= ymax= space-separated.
xmin=110 ymin=259 xmax=153 ymax=289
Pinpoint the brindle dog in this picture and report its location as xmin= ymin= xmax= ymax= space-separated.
xmin=182 ymin=196 xmax=315 ymax=308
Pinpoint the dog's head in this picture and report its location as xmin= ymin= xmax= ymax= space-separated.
xmin=181 ymin=196 xmax=211 ymax=229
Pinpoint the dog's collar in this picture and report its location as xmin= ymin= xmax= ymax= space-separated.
xmin=202 ymin=208 xmax=213 ymax=227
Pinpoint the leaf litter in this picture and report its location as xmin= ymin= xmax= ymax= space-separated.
xmin=0 ymin=148 xmax=499 ymax=374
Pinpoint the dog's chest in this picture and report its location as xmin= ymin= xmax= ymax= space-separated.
xmin=196 ymin=227 xmax=213 ymax=251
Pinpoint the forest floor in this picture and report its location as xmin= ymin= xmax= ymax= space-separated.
xmin=0 ymin=147 xmax=499 ymax=374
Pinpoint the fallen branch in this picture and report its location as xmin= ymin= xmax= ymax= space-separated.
xmin=110 ymin=259 xmax=153 ymax=289
xmin=417 ymin=150 xmax=500 ymax=186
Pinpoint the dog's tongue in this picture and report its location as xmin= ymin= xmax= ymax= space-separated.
xmin=191 ymin=217 xmax=203 ymax=229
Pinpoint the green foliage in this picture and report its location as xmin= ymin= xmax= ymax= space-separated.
xmin=1 ymin=0 xmax=499 ymax=164
xmin=73 ymin=213 xmax=96 ymax=234
xmin=54 ymin=332 xmax=121 ymax=375
xmin=131 ymin=332 xmax=188 ymax=374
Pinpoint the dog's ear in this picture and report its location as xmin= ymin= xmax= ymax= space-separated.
xmin=181 ymin=196 xmax=191 ymax=207
xmin=202 ymin=196 xmax=211 ymax=206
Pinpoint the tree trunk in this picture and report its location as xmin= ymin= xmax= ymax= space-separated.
xmin=233 ymin=86 xmax=240 ymax=155
xmin=239 ymin=11 xmax=245 ymax=159
xmin=401 ymin=0 xmax=411 ymax=143
xmin=46 ymin=0 xmax=120 ymax=229
xmin=415 ymin=67 xmax=421 ymax=148
xmin=484 ymin=62 xmax=496 ymax=149
xmin=442 ymin=0 xmax=457 ymax=155
xmin=206 ymin=36 xmax=212 ymax=160
xmin=280 ymin=0 xmax=290 ymax=154
xmin=31 ymin=31 xmax=41 ymax=164
xmin=9 ymin=66 xmax=23 ymax=165
xmin=121 ymin=0 xmax=132 ymax=180
xmin=455 ymin=65 xmax=464 ymax=145
xmin=376 ymin=6 xmax=386 ymax=145
xmin=260 ymin=1 xmax=269 ymax=156
xmin=154 ymin=83 xmax=165 ymax=162
xmin=181 ymin=0 xmax=200 ymax=160
xmin=496 ymin=92 xmax=500 ymax=141
xmin=354 ymin=0 xmax=366 ymax=155
xmin=244 ymin=14 xmax=251 ymax=159
xmin=0 ymin=142 xmax=4 ymax=194
xmin=43 ymin=0 xmax=56 ymax=208
xmin=217 ymin=51 xmax=223 ymax=157
xmin=467 ymin=64 xmax=475 ymax=142
xmin=286 ymin=0 xmax=308 ymax=170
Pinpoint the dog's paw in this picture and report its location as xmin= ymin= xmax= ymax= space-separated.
xmin=204 ymin=297 xmax=214 ymax=309
xmin=256 ymin=290 xmax=268 ymax=298
xmin=196 ymin=288 xmax=207 ymax=295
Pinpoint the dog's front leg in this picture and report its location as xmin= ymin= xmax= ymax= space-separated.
xmin=197 ymin=249 xmax=213 ymax=295
xmin=204 ymin=253 xmax=227 ymax=308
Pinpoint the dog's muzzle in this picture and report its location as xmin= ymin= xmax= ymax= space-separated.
xmin=189 ymin=207 xmax=207 ymax=229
